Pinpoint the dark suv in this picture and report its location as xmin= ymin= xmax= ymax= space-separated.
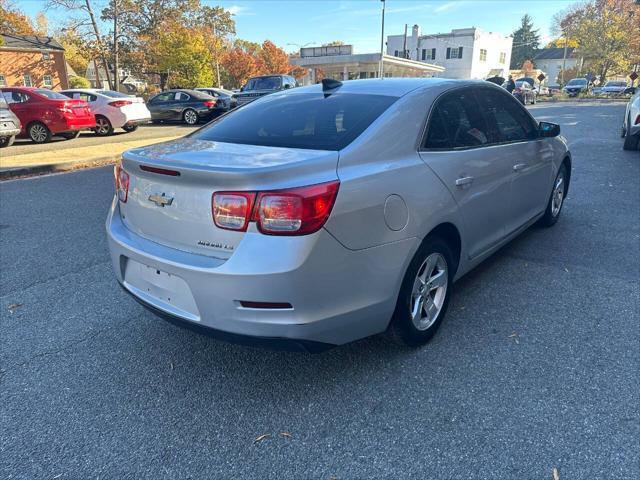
xmin=234 ymin=75 xmax=297 ymax=107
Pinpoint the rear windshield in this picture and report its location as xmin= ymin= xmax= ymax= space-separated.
xmin=192 ymin=92 xmax=397 ymax=151
xmin=99 ymin=90 xmax=131 ymax=98
xmin=605 ymin=81 xmax=626 ymax=87
xmin=34 ymin=89 xmax=69 ymax=99
xmin=244 ymin=76 xmax=282 ymax=91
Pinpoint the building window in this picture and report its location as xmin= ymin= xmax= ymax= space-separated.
xmin=394 ymin=50 xmax=399 ymax=57
xmin=42 ymin=51 xmax=51 ymax=61
xmin=43 ymin=75 xmax=53 ymax=87
xmin=427 ymin=48 xmax=436 ymax=61
xmin=499 ymin=52 xmax=506 ymax=64
xmin=23 ymin=74 xmax=32 ymax=87
xmin=421 ymin=49 xmax=426 ymax=61
xmin=447 ymin=47 xmax=463 ymax=59
xmin=0 ymin=74 xmax=5 ymax=87
xmin=480 ymin=49 xmax=487 ymax=62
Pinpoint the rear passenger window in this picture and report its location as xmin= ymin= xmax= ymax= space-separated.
xmin=477 ymin=89 xmax=538 ymax=143
xmin=423 ymin=90 xmax=490 ymax=149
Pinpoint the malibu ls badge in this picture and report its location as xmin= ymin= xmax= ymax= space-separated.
xmin=148 ymin=193 xmax=174 ymax=207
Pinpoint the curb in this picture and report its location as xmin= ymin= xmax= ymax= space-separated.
xmin=0 ymin=155 xmax=119 ymax=181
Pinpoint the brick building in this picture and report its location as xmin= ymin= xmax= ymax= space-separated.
xmin=0 ymin=33 xmax=69 ymax=90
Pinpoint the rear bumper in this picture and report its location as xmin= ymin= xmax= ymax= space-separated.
xmin=0 ymin=127 xmax=21 ymax=137
xmin=106 ymin=197 xmax=416 ymax=346
xmin=50 ymin=116 xmax=96 ymax=133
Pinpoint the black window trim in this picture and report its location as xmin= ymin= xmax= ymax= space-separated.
xmin=418 ymin=85 xmax=541 ymax=152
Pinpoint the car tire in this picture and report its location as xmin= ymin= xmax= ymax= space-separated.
xmin=94 ymin=115 xmax=114 ymax=136
xmin=28 ymin=122 xmax=52 ymax=143
xmin=538 ymin=164 xmax=568 ymax=227
xmin=183 ymin=109 xmax=198 ymax=125
xmin=122 ymin=124 xmax=138 ymax=133
xmin=0 ymin=135 xmax=15 ymax=148
xmin=623 ymin=132 xmax=639 ymax=151
xmin=60 ymin=131 xmax=81 ymax=140
xmin=389 ymin=236 xmax=454 ymax=347
xmin=151 ymin=119 xmax=162 ymax=125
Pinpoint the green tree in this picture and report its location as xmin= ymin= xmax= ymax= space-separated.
xmin=510 ymin=14 xmax=540 ymax=69
xmin=556 ymin=0 xmax=640 ymax=82
xmin=68 ymin=75 xmax=91 ymax=88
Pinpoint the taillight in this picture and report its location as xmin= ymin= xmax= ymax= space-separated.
xmin=211 ymin=181 xmax=340 ymax=235
xmin=212 ymin=192 xmax=256 ymax=231
xmin=114 ymin=163 xmax=130 ymax=202
xmin=203 ymin=100 xmax=217 ymax=108
xmin=109 ymin=100 xmax=133 ymax=107
xmin=59 ymin=102 xmax=73 ymax=114
xmin=635 ymin=114 xmax=640 ymax=126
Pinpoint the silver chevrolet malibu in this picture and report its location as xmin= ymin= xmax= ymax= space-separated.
xmin=107 ymin=78 xmax=571 ymax=351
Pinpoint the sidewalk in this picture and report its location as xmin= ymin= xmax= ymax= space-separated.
xmin=0 ymin=134 xmax=182 ymax=179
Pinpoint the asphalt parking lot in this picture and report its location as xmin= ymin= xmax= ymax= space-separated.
xmin=1 ymin=102 xmax=638 ymax=479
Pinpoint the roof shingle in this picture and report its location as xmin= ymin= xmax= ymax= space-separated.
xmin=0 ymin=33 xmax=64 ymax=51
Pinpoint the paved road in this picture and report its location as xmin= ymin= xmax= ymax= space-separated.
xmin=6 ymin=123 xmax=199 ymax=156
xmin=1 ymin=103 xmax=638 ymax=479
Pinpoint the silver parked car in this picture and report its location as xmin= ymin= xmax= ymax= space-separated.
xmin=107 ymin=78 xmax=571 ymax=351
xmin=622 ymin=90 xmax=640 ymax=150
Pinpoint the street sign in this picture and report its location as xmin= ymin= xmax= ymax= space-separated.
xmin=537 ymin=73 xmax=546 ymax=82
xmin=630 ymin=71 xmax=638 ymax=81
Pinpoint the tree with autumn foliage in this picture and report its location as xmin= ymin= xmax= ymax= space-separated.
xmin=554 ymin=0 xmax=640 ymax=81
xmin=0 ymin=0 xmax=35 ymax=36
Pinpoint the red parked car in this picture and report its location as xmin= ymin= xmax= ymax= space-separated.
xmin=0 ymin=87 xmax=96 ymax=143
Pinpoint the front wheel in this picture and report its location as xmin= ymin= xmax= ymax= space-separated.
xmin=28 ymin=122 xmax=52 ymax=143
xmin=122 ymin=124 xmax=138 ymax=133
xmin=389 ymin=237 xmax=454 ymax=347
xmin=538 ymin=165 xmax=567 ymax=227
xmin=183 ymin=109 xmax=198 ymax=125
xmin=0 ymin=135 xmax=15 ymax=148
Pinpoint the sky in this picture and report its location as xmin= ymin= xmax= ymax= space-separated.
xmin=19 ymin=0 xmax=577 ymax=52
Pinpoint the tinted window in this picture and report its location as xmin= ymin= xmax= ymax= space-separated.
xmin=3 ymin=91 xmax=30 ymax=103
xmin=192 ymin=92 xmax=397 ymax=151
xmin=34 ymin=89 xmax=68 ymax=100
xmin=61 ymin=91 xmax=75 ymax=99
xmin=175 ymin=92 xmax=191 ymax=101
xmin=151 ymin=92 xmax=173 ymax=103
xmin=423 ymin=110 xmax=451 ymax=149
xmin=245 ymin=76 xmax=282 ymax=91
xmin=78 ymin=93 xmax=97 ymax=102
xmin=477 ymin=88 xmax=537 ymax=143
xmin=424 ymin=90 xmax=490 ymax=149
xmin=566 ymin=79 xmax=587 ymax=86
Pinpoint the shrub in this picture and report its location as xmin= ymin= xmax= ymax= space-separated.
xmin=68 ymin=76 xmax=91 ymax=88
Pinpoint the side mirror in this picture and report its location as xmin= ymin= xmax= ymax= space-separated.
xmin=539 ymin=121 xmax=560 ymax=138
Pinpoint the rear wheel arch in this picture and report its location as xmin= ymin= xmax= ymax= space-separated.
xmin=424 ymin=222 xmax=461 ymax=276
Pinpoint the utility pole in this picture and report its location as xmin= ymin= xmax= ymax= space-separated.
xmin=561 ymin=28 xmax=569 ymax=85
xmin=85 ymin=0 xmax=113 ymax=90
xmin=113 ymin=0 xmax=119 ymax=92
xmin=213 ymin=21 xmax=221 ymax=88
xmin=379 ymin=0 xmax=385 ymax=78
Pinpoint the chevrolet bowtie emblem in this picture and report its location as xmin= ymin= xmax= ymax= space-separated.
xmin=148 ymin=193 xmax=174 ymax=207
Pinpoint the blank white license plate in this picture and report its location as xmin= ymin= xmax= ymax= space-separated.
xmin=124 ymin=259 xmax=200 ymax=320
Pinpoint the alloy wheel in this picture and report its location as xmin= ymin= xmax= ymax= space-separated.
xmin=410 ymin=253 xmax=448 ymax=331
xmin=96 ymin=117 xmax=110 ymax=135
xmin=551 ymin=170 xmax=565 ymax=217
xmin=30 ymin=124 xmax=48 ymax=143
xmin=184 ymin=110 xmax=198 ymax=125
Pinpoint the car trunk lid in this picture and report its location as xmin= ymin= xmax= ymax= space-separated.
xmin=119 ymin=137 xmax=339 ymax=259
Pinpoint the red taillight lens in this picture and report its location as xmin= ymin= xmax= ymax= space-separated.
xmin=211 ymin=181 xmax=340 ymax=235
xmin=114 ymin=163 xmax=130 ymax=202
xmin=635 ymin=114 xmax=640 ymax=126
xmin=109 ymin=100 xmax=133 ymax=107
xmin=59 ymin=102 xmax=73 ymax=114
xmin=253 ymin=181 xmax=340 ymax=235
xmin=212 ymin=192 xmax=256 ymax=231
xmin=203 ymin=100 xmax=217 ymax=107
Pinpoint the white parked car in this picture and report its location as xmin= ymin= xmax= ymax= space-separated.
xmin=622 ymin=91 xmax=640 ymax=151
xmin=60 ymin=89 xmax=151 ymax=136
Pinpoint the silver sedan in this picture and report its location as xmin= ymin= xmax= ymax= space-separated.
xmin=107 ymin=78 xmax=571 ymax=351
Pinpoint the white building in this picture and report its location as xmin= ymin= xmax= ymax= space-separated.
xmin=387 ymin=25 xmax=513 ymax=80
xmin=290 ymin=45 xmax=444 ymax=85
xmin=532 ymin=48 xmax=582 ymax=86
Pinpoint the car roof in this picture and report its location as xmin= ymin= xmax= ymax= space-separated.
xmin=290 ymin=78 xmax=479 ymax=98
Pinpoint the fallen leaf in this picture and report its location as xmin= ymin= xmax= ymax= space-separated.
xmin=563 ymin=267 xmax=569 ymax=273
xmin=169 ymin=361 xmax=174 ymax=370
xmin=508 ymin=333 xmax=520 ymax=345
xmin=8 ymin=303 xmax=23 ymax=314
xmin=280 ymin=432 xmax=292 ymax=439
xmin=52 ymin=475 xmax=63 ymax=480
xmin=254 ymin=434 xmax=271 ymax=444
xmin=552 ymin=467 xmax=560 ymax=480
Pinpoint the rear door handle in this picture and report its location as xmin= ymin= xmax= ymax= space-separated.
xmin=455 ymin=176 xmax=474 ymax=187
xmin=513 ymin=163 xmax=528 ymax=172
